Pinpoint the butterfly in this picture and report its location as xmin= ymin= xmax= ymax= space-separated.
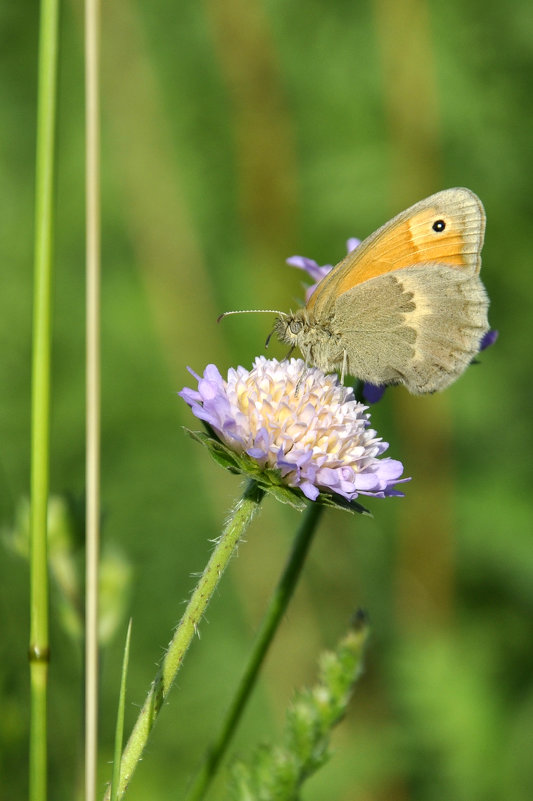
xmin=273 ymin=187 xmax=490 ymax=394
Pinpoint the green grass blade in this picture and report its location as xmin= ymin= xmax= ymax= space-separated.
xmin=110 ymin=619 xmax=133 ymax=801
xmin=29 ymin=0 xmax=60 ymax=797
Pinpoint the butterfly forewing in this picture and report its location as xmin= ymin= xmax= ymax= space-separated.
xmin=307 ymin=188 xmax=485 ymax=318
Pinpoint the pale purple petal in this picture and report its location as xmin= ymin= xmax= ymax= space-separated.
xmin=203 ymin=364 xmax=224 ymax=383
xmin=247 ymin=447 xmax=267 ymax=460
xmin=178 ymin=387 xmax=202 ymax=404
xmin=376 ymin=459 xmax=405 ymax=480
xmin=346 ymin=237 xmax=361 ymax=253
xmin=300 ymin=481 xmax=320 ymax=501
xmin=286 ymin=255 xmax=332 ymax=284
xmin=353 ymin=472 xmax=382 ymax=491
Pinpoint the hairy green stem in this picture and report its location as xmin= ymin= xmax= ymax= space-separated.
xmin=103 ymin=480 xmax=265 ymax=801
xmin=29 ymin=0 xmax=60 ymax=798
xmin=186 ymin=501 xmax=324 ymax=801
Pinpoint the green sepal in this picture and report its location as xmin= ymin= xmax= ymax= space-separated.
xmin=315 ymin=491 xmax=370 ymax=517
xmin=265 ymin=485 xmax=308 ymax=512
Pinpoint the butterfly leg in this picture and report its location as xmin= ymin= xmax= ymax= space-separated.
xmin=341 ymin=349 xmax=348 ymax=384
xmin=295 ymin=368 xmax=307 ymax=396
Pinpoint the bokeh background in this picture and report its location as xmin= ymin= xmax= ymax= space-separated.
xmin=1 ymin=0 xmax=532 ymax=798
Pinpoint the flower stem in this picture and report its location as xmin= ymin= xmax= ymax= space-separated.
xmin=185 ymin=500 xmax=324 ymax=801
xmin=103 ymin=479 xmax=265 ymax=801
xmin=29 ymin=0 xmax=60 ymax=797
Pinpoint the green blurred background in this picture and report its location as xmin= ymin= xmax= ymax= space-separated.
xmin=1 ymin=0 xmax=532 ymax=798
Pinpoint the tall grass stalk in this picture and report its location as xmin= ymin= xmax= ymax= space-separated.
xmin=29 ymin=0 xmax=60 ymax=798
xmin=85 ymin=0 xmax=102 ymax=799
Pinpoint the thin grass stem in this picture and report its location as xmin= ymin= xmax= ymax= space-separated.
xmin=84 ymin=0 xmax=102 ymax=798
xmin=29 ymin=0 xmax=60 ymax=797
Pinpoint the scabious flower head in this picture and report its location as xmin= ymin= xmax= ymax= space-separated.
xmin=179 ymin=357 xmax=407 ymax=509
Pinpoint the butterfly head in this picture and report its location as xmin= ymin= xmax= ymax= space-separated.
xmin=273 ymin=310 xmax=308 ymax=348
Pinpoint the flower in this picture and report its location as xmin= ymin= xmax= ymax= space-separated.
xmin=179 ymin=357 xmax=407 ymax=505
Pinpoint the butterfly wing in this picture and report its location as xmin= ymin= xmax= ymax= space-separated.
xmin=307 ymin=187 xmax=486 ymax=318
xmin=332 ymin=263 xmax=489 ymax=393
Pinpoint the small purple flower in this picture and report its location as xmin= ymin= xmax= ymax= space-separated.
xmin=180 ymin=357 xmax=408 ymax=503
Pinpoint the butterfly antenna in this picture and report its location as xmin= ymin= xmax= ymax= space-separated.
xmin=217 ymin=309 xmax=285 ymax=324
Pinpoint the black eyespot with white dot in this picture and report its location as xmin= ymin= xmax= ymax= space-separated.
xmin=432 ymin=219 xmax=446 ymax=233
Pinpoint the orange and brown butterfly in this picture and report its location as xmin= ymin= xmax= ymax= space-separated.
xmin=274 ymin=187 xmax=490 ymax=394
